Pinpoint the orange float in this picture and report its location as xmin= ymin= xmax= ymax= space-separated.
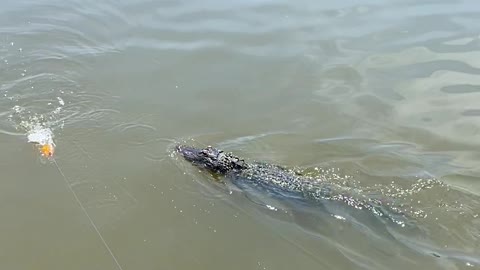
xmin=40 ymin=143 xmax=55 ymax=157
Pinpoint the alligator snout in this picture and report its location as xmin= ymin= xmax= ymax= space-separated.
xmin=175 ymin=144 xmax=202 ymax=162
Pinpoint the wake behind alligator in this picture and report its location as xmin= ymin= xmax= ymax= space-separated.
xmin=176 ymin=144 xmax=417 ymax=226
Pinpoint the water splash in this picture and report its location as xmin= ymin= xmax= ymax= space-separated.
xmin=26 ymin=125 xmax=54 ymax=146
xmin=8 ymin=93 xmax=66 ymax=137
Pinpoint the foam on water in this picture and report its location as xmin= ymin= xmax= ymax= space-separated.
xmin=8 ymin=93 xmax=66 ymax=146
xmin=27 ymin=125 xmax=54 ymax=146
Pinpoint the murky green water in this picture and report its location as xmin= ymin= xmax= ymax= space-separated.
xmin=1 ymin=0 xmax=480 ymax=269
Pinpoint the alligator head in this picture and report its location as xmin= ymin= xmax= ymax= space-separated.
xmin=176 ymin=145 xmax=248 ymax=174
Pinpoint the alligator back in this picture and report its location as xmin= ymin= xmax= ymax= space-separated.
xmin=228 ymin=162 xmax=410 ymax=226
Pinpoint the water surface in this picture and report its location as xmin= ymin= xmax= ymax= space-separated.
xmin=1 ymin=0 xmax=479 ymax=269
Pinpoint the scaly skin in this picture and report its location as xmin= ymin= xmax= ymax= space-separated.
xmin=176 ymin=145 xmax=408 ymax=226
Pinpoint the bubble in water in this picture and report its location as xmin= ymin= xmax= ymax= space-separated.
xmin=27 ymin=126 xmax=54 ymax=146
xmin=12 ymin=105 xmax=24 ymax=113
xmin=57 ymin=97 xmax=65 ymax=106
xmin=52 ymin=107 xmax=62 ymax=115
xmin=266 ymin=205 xmax=278 ymax=211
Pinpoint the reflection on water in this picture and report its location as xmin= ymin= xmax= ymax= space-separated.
xmin=1 ymin=0 xmax=480 ymax=269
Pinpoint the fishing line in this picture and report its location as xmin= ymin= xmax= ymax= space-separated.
xmin=52 ymin=158 xmax=124 ymax=270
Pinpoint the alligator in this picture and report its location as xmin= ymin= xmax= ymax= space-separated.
xmin=176 ymin=144 xmax=409 ymax=226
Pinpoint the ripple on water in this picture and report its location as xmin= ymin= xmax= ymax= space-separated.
xmin=0 ymin=10 xmax=121 ymax=150
xmin=172 ymin=137 xmax=480 ymax=269
xmin=1 ymin=0 xmax=480 ymax=269
xmin=184 ymin=132 xmax=480 ymax=263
